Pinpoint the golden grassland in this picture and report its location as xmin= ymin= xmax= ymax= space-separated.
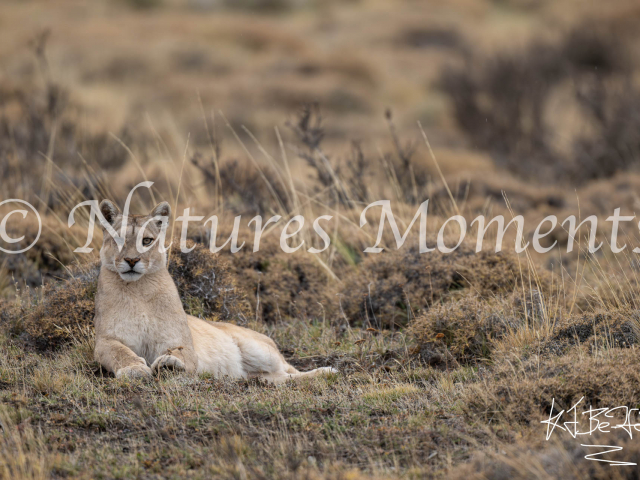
xmin=3 ymin=0 xmax=640 ymax=477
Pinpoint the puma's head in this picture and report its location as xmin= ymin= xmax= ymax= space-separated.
xmin=99 ymin=200 xmax=171 ymax=282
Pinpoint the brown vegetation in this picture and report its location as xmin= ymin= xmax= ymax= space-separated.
xmin=341 ymin=244 xmax=548 ymax=329
xmin=2 ymin=0 xmax=640 ymax=478
xmin=220 ymin=236 xmax=335 ymax=323
xmin=168 ymin=241 xmax=251 ymax=322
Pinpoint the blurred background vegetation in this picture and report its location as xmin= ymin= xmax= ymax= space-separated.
xmin=2 ymin=0 xmax=640 ymax=310
xmin=3 ymin=2 xmax=640 ymax=478
xmin=2 ymin=0 xmax=640 ymax=314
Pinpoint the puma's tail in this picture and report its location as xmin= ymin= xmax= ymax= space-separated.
xmin=288 ymin=366 xmax=338 ymax=380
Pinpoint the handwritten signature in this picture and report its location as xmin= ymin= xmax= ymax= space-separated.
xmin=542 ymin=397 xmax=640 ymax=466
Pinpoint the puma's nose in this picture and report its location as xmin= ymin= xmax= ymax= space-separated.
xmin=124 ymin=257 xmax=140 ymax=268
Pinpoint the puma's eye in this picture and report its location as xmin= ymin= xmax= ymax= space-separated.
xmin=142 ymin=237 xmax=154 ymax=246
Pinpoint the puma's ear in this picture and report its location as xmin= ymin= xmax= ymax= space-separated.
xmin=99 ymin=200 xmax=120 ymax=226
xmin=150 ymin=201 xmax=171 ymax=227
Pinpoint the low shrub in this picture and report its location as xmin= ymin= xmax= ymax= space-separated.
xmin=168 ymin=241 xmax=251 ymax=323
xmin=217 ymin=236 xmax=335 ymax=322
xmin=2 ymin=241 xmax=250 ymax=350
xmin=410 ymin=294 xmax=509 ymax=367
xmin=463 ymin=347 xmax=640 ymax=426
xmin=340 ymin=244 xmax=547 ymax=328
xmin=542 ymin=307 xmax=640 ymax=355
xmin=4 ymin=264 xmax=99 ymax=351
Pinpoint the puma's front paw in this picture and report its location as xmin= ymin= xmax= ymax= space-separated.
xmin=116 ymin=364 xmax=153 ymax=380
xmin=151 ymin=354 xmax=186 ymax=373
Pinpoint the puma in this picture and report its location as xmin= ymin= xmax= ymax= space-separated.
xmin=93 ymin=200 xmax=337 ymax=383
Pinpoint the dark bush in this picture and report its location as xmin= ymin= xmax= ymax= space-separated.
xmin=3 ymin=241 xmax=250 ymax=350
xmin=410 ymin=293 xmax=508 ymax=367
xmin=573 ymin=87 xmax=640 ymax=182
xmin=440 ymin=19 xmax=638 ymax=182
xmin=168 ymin=241 xmax=251 ymax=323
xmin=341 ymin=244 xmax=548 ymax=329
xmin=0 ymin=79 xmax=137 ymax=208
xmin=216 ymin=235 xmax=335 ymax=323
xmin=440 ymin=42 xmax=564 ymax=176
xmin=541 ymin=307 xmax=640 ymax=355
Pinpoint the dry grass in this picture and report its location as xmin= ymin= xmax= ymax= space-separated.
xmin=0 ymin=404 xmax=59 ymax=480
xmin=340 ymin=244 xmax=550 ymax=330
xmin=2 ymin=0 xmax=640 ymax=478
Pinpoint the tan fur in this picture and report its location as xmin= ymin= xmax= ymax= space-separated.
xmin=93 ymin=200 xmax=337 ymax=383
